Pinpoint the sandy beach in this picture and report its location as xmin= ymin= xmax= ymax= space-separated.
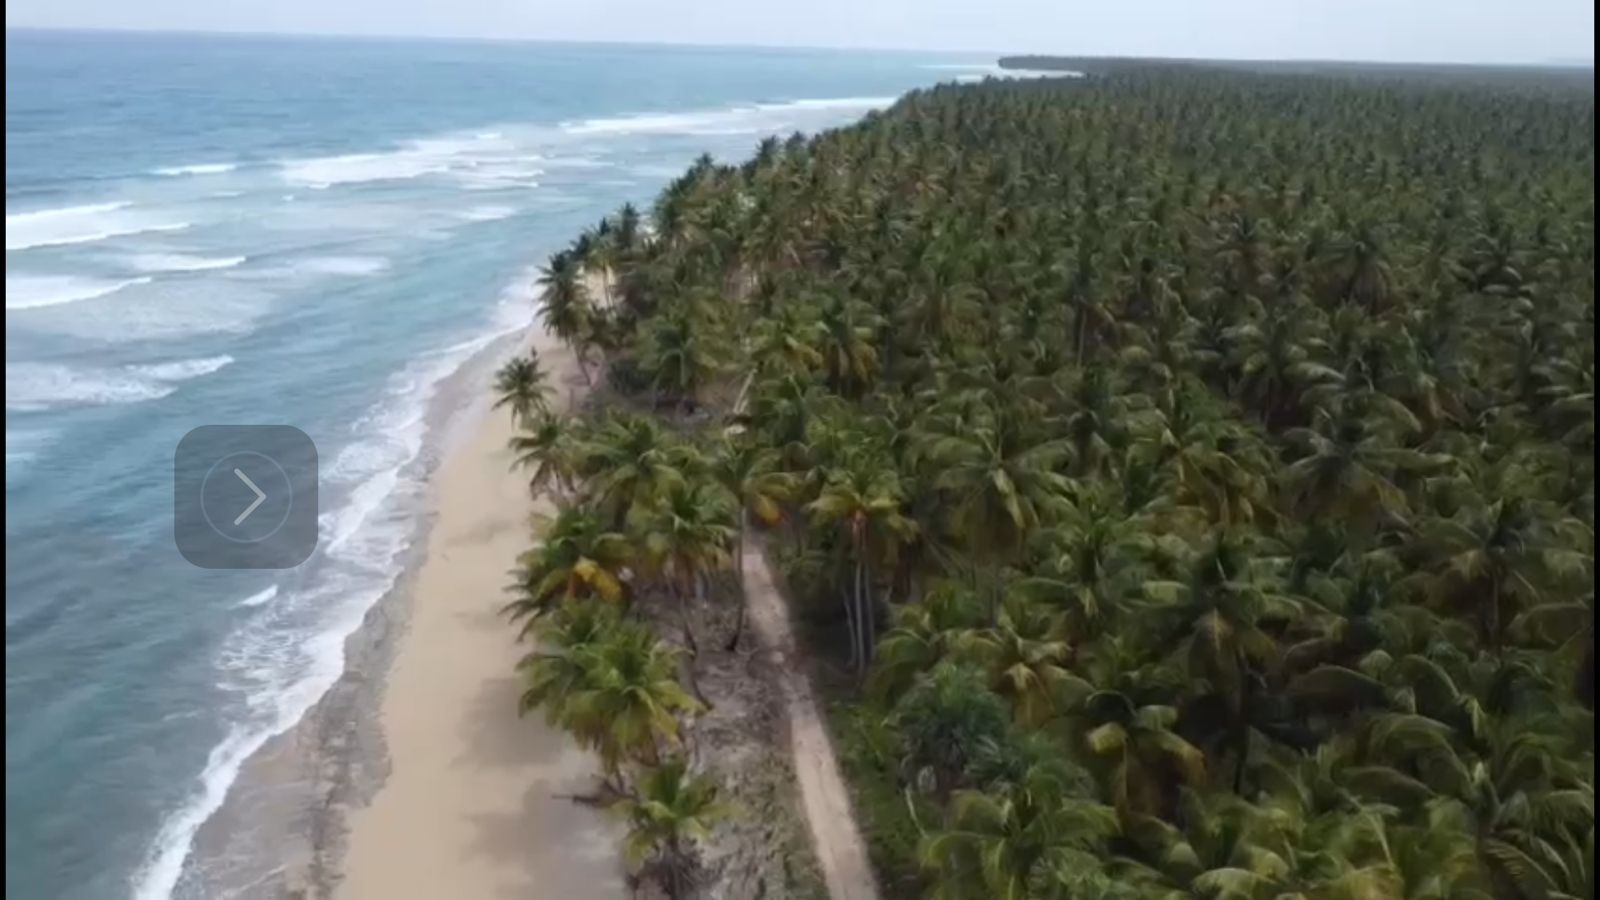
xmin=335 ymin=326 xmax=625 ymax=900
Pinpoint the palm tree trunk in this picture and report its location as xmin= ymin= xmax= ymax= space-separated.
xmin=680 ymin=573 xmax=700 ymax=658
xmin=854 ymin=555 xmax=868 ymax=674
xmin=733 ymin=367 xmax=756 ymax=416
xmin=574 ymin=346 xmax=593 ymax=387
xmin=725 ymin=516 xmax=748 ymax=652
xmin=841 ymin=584 xmax=858 ymax=670
xmin=863 ymin=558 xmax=876 ymax=666
xmin=667 ymin=836 xmax=684 ymax=900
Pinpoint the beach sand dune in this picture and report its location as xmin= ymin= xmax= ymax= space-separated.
xmin=337 ymin=330 xmax=624 ymax=899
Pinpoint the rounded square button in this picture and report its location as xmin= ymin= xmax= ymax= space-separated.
xmin=174 ymin=425 xmax=318 ymax=569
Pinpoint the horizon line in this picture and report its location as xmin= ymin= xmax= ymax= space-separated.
xmin=5 ymin=24 xmax=1592 ymax=69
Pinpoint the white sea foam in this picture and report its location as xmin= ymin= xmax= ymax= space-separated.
xmin=5 ymin=363 xmax=176 ymax=411
xmin=753 ymin=95 xmax=898 ymax=111
xmin=456 ymin=205 xmax=516 ymax=222
xmin=124 ymin=253 xmax=247 ymax=273
xmin=6 ymin=274 xmax=152 ymax=310
xmin=561 ymin=95 xmax=896 ymax=137
xmin=235 ymin=585 xmax=279 ymax=608
xmin=926 ymin=62 xmax=1081 ymax=82
xmin=153 ymin=162 xmax=238 ymax=176
xmin=296 ymin=256 xmax=390 ymax=277
xmin=131 ymin=268 xmax=532 ymax=900
xmin=6 ymin=202 xmax=190 ymax=251
xmin=7 ymin=356 xmax=227 ymax=412
xmin=125 ymin=355 xmax=235 ymax=382
xmin=541 ymin=155 xmax=610 ymax=169
xmin=454 ymin=155 xmax=545 ymax=190
xmin=280 ymin=153 xmax=448 ymax=189
xmin=281 ymin=132 xmax=546 ymax=196
xmin=7 ymin=201 xmax=128 ymax=224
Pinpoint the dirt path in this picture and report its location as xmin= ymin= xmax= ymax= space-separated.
xmin=741 ymin=541 xmax=880 ymax=900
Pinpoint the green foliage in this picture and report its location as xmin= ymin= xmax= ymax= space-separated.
xmin=608 ymin=756 xmax=733 ymax=899
xmin=521 ymin=61 xmax=1595 ymax=900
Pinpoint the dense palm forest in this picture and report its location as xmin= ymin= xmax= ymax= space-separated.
xmin=498 ymin=64 xmax=1595 ymax=899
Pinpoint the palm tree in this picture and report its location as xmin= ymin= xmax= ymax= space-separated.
xmin=637 ymin=480 xmax=736 ymax=655
xmin=609 ymin=758 xmax=732 ymax=900
xmin=816 ymin=294 xmax=881 ymax=397
xmin=1063 ymin=242 xmax=1116 ymax=362
xmin=566 ymin=623 xmax=703 ymax=774
xmin=808 ymin=451 xmax=916 ymax=671
xmin=712 ymin=438 xmax=797 ymax=649
xmin=918 ymin=758 xmax=1118 ymax=900
xmin=1327 ymin=225 xmax=1395 ymax=314
xmin=1082 ymin=693 xmax=1207 ymax=819
xmin=1281 ymin=393 xmax=1443 ymax=531
xmin=1224 ymin=300 xmax=1340 ymax=429
xmin=1024 ymin=487 xmax=1161 ymax=638
xmin=1409 ymin=496 xmax=1590 ymax=652
xmin=964 ymin=596 xmax=1087 ymax=726
xmin=1141 ymin=533 xmax=1298 ymax=793
xmin=504 ymin=505 xmax=632 ymax=632
xmin=510 ymin=412 xmax=577 ymax=497
xmin=871 ymin=580 xmax=988 ymax=703
xmin=640 ymin=307 xmax=719 ymax=412
xmin=920 ymin=399 xmax=1073 ymax=611
xmin=492 ymin=351 xmax=553 ymax=427
xmin=537 ymin=251 xmax=595 ymax=384
xmin=516 ymin=599 xmax=621 ymax=727
xmin=1135 ymin=383 xmax=1275 ymax=530
xmin=576 ymin=413 xmax=690 ymax=527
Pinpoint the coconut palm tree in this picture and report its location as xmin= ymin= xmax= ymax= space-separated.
xmin=918 ymin=758 xmax=1118 ymax=900
xmin=510 ymin=412 xmax=577 ymax=498
xmin=637 ymin=480 xmax=736 ymax=655
xmin=712 ymin=438 xmax=797 ymax=648
xmin=1081 ymin=692 xmax=1207 ymax=819
xmin=566 ymin=624 xmax=703 ymax=774
xmin=492 ymin=352 xmax=553 ymax=427
xmin=576 ymin=413 xmax=691 ymax=527
xmin=516 ymin=598 xmax=621 ymax=726
xmin=808 ymin=450 xmax=916 ymax=671
xmin=609 ymin=758 xmax=733 ymax=900
xmin=816 ymin=294 xmax=881 ymax=397
xmin=919 ymin=399 xmax=1073 ymax=610
xmin=640 ymin=307 xmax=720 ymax=412
xmin=537 ymin=251 xmax=595 ymax=383
xmin=1409 ymin=497 xmax=1591 ymax=652
xmin=504 ymin=505 xmax=632 ymax=632
xmin=871 ymin=580 xmax=989 ymax=703
xmin=963 ymin=595 xmax=1088 ymax=726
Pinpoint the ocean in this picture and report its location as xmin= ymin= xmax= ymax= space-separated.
xmin=4 ymin=30 xmax=995 ymax=900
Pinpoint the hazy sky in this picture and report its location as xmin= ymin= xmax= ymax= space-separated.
xmin=5 ymin=0 xmax=1595 ymax=65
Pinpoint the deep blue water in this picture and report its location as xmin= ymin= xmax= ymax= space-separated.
xmin=4 ymin=30 xmax=993 ymax=900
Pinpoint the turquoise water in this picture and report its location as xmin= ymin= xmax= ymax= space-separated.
xmin=4 ymin=30 xmax=990 ymax=899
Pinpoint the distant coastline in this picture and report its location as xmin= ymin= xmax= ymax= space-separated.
xmin=998 ymin=53 xmax=1598 ymax=82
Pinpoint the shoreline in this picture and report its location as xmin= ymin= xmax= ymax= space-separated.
xmin=332 ymin=318 xmax=625 ymax=898
xmin=180 ymin=315 xmax=624 ymax=898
